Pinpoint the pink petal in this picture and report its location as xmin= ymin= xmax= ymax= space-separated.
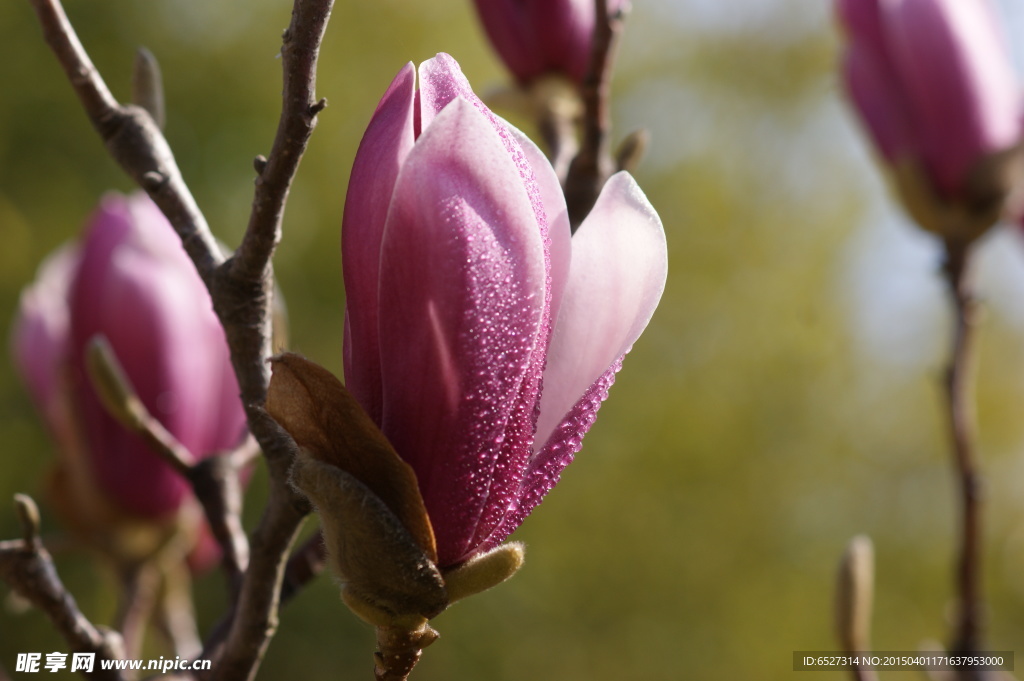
xmin=417 ymin=56 xmax=553 ymax=266
xmin=471 ymin=0 xmax=631 ymax=83
xmin=836 ymin=0 xmax=886 ymax=57
xmin=503 ymin=120 xmax=572 ymax=325
xmin=376 ymin=98 xmax=548 ymax=566
xmin=480 ymin=172 xmax=667 ymax=550
xmin=342 ymin=63 xmax=417 ymax=423
xmin=11 ymin=243 xmax=79 ymax=419
xmin=470 ymin=0 xmax=547 ymax=84
xmin=841 ymin=42 xmax=916 ymax=163
xmin=535 ymin=172 xmax=666 ymax=448
xmin=70 ymin=193 xmax=243 ymax=517
xmin=886 ymin=0 xmax=1021 ymax=194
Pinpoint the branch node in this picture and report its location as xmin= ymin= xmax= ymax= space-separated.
xmin=132 ymin=47 xmax=166 ymax=131
xmin=309 ymin=98 xmax=327 ymax=116
xmin=254 ymin=155 xmax=268 ymax=175
xmin=141 ymin=170 xmax=167 ymax=190
xmin=13 ymin=494 xmax=41 ymax=550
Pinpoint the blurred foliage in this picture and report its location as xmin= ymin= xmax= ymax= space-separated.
xmin=2 ymin=0 xmax=1024 ymax=679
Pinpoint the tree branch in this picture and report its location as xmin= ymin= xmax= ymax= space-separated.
xmin=563 ymin=0 xmax=626 ymax=228
xmin=942 ymin=238 xmax=988 ymax=681
xmin=0 ymin=496 xmax=127 ymax=681
xmin=28 ymin=0 xmax=334 ymax=677
xmin=231 ymin=0 xmax=332 ymax=285
xmin=27 ymin=0 xmax=222 ymax=284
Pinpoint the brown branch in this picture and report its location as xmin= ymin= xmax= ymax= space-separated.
xmin=28 ymin=0 xmax=334 ymax=677
xmin=0 ymin=496 xmax=127 ymax=681
xmin=27 ymin=0 xmax=222 ymax=284
xmin=208 ymin=480 xmax=308 ymax=681
xmin=114 ymin=562 xmax=160 ymax=659
xmin=231 ymin=0 xmax=333 ymax=285
xmin=279 ymin=532 xmax=325 ymax=606
xmin=941 ymin=238 xmax=988 ymax=680
xmin=198 ymin=527 xmax=324 ymax=672
xmin=207 ymin=0 xmax=335 ymax=675
xmin=563 ymin=0 xmax=626 ymax=229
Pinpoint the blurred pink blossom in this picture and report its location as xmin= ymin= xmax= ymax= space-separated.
xmin=12 ymin=192 xmax=246 ymax=520
xmin=471 ymin=0 xmax=629 ymax=84
xmin=837 ymin=0 xmax=1022 ymax=198
xmin=342 ymin=53 xmax=667 ymax=567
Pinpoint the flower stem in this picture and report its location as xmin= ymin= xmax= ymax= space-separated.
xmin=941 ymin=237 xmax=986 ymax=678
xmin=373 ymin=623 xmax=438 ymax=681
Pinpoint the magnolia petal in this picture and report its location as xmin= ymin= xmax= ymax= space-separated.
xmin=504 ymin=121 xmax=572 ymax=323
xmin=886 ymin=0 xmax=1021 ymax=194
xmin=534 ymin=172 xmax=666 ymax=449
xmin=471 ymin=0 xmax=547 ymax=84
xmin=478 ymin=173 xmax=667 ymax=551
xmin=481 ymin=360 xmax=621 ymax=553
xmin=376 ymin=98 xmax=547 ymax=566
xmin=840 ymin=42 xmax=916 ymax=164
xmin=418 ymin=55 xmax=552 ymax=238
xmin=11 ymin=242 xmax=80 ymax=427
xmin=836 ymin=0 xmax=886 ymax=58
xmin=418 ymin=53 xmax=478 ymax=133
xmin=69 ymin=193 xmax=241 ymax=517
xmin=342 ymin=63 xmax=417 ymax=423
xmin=266 ymin=352 xmax=437 ymax=562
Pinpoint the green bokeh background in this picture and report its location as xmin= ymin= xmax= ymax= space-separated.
xmin=2 ymin=0 xmax=1024 ymax=678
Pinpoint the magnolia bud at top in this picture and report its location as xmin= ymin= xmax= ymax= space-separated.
xmin=11 ymin=192 xmax=247 ymax=520
xmin=836 ymin=0 xmax=1023 ymax=234
xmin=471 ymin=0 xmax=629 ymax=85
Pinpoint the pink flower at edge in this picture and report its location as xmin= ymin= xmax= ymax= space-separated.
xmin=471 ymin=0 xmax=631 ymax=85
xmin=11 ymin=192 xmax=247 ymax=521
xmin=342 ymin=53 xmax=667 ymax=568
xmin=836 ymin=0 xmax=1022 ymax=199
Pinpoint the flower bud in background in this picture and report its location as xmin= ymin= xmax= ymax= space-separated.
xmin=270 ymin=53 xmax=666 ymax=630
xmin=471 ymin=0 xmax=629 ymax=85
xmin=836 ymin=0 xmax=1023 ymax=239
xmin=11 ymin=192 xmax=246 ymax=559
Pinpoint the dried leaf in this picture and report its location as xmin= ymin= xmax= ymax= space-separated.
xmin=291 ymin=451 xmax=448 ymax=625
xmin=267 ymin=353 xmax=437 ymax=562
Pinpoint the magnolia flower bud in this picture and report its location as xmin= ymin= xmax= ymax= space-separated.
xmin=471 ymin=0 xmax=630 ymax=85
xmin=11 ymin=192 xmax=246 ymax=559
xmin=836 ymin=0 xmax=1024 ymax=239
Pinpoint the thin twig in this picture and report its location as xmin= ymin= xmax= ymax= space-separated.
xmin=563 ymin=0 xmax=626 ymax=228
xmin=114 ymin=562 xmax=160 ymax=659
xmin=279 ymin=532 xmax=325 ymax=606
xmin=188 ymin=455 xmax=250 ymax=589
xmin=942 ymin=237 xmax=987 ymax=680
xmin=27 ymin=0 xmax=222 ymax=284
xmin=208 ymin=0 xmax=335 ymax=676
xmin=0 ymin=496 xmax=127 ymax=681
xmin=88 ymin=334 xmax=252 ymax=587
xmin=199 ymin=527 xmax=324 ymax=669
xmin=208 ymin=482 xmax=308 ymax=681
xmin=231 ymin=0 xmax=332 ymax=285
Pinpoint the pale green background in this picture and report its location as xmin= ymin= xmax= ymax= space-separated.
xmin=1 ymin=0 xmax=1023 ymax=678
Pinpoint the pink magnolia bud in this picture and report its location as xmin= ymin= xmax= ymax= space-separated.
xmin=836 ymin=0 xmax=1022 ymax=199
xmin=342 ymin=53 xmax=667 ymax=567
xmin=471 ymin=0 xmax=629 ymax=84
xmin=12 ymin=192 xmax=246 ymax=520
